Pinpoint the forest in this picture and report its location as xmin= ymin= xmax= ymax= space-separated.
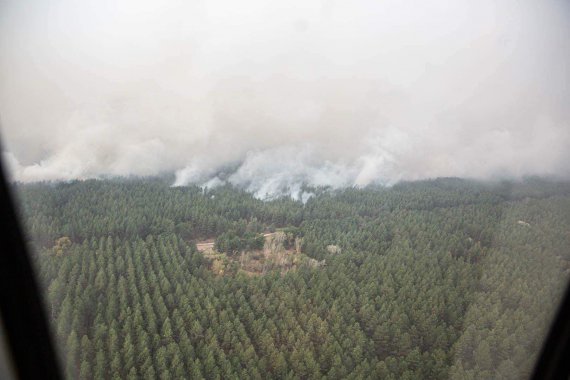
xmin=13 ymin=177 xmax=570 ymax=379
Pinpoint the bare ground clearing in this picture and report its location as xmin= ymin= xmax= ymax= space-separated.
xmin=196 ymin=232 xmax=276 ymax=253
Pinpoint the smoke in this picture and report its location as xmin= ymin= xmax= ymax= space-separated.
xmin=1 ymin=0 xmax=569 ymax=198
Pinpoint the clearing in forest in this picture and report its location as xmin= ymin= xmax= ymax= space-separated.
xmin=196 ymin=231 xmax=325 ymax=276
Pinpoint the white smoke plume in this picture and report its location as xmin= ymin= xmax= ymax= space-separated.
xmin=1 ymin=0 xmax=569 ymax=198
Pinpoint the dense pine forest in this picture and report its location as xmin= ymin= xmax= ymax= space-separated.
xmin=13 ymin=177 xmax=570 ymax=379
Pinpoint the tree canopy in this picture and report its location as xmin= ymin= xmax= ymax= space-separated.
xmin=14 ymin=177 xmax=570 ymax=379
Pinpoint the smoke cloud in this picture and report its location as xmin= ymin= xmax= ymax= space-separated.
xmin=1 ymin=0 xmax=569 ymax=198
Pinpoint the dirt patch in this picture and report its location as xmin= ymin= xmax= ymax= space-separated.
xmin=196 ymin=239 xmax=215 ymax=252
xmin=197 ymin=232 xmax=323 ymax=276
xmin=196 ymin=233 xmax=276 ymax=253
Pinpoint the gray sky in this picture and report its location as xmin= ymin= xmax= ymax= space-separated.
xmin=0 ymin=0 xmax=569 ymax=197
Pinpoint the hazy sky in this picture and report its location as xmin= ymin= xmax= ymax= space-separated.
xmin=0 ymin=0 xmax=569 ymax=197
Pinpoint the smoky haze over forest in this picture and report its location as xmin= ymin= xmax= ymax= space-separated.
xmin=0 ymin=0 xmax=569 ymax=199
